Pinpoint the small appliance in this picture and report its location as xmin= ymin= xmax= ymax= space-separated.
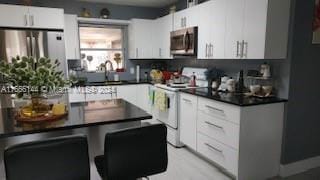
xmin=170 ymin=27 xmax=198 ymax=56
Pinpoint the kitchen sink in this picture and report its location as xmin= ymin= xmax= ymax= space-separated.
xmin=104 ymin=80 xmax=128 ymax=85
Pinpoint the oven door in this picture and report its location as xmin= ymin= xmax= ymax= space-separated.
xmin=170 ymin=27 xmax=197 ymax=56
xmin=152 ymin=87 xmax=178 ymax=129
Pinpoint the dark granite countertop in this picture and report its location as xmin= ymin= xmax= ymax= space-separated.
xmin=0 ymin=98 xmax=152 ymax=138
xmin=181 ymin=88 xmax=288 ymax=107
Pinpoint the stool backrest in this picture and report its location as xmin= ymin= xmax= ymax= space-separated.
xmin=4 ymin=135 xmax=90 ymax=180
xmin=104 ymin=124 xmax=168 ymax=180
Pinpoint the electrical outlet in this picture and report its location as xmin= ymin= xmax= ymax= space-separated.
xmin=130 ymin=67 xmax=135 ymax=74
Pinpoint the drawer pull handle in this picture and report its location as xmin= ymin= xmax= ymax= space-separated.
xmin=182 ymin=98 xmax=192 ymax=103
xmin=205 ymin=143 xmax=223 ymax=153
xmin=205 ymin=105 xmax=224 ymax=113
xmin=205 ymin=121 xmax=223 ymax=130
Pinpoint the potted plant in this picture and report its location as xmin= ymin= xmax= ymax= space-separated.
xmin=0 ymin=56 xmax=71 ymax=117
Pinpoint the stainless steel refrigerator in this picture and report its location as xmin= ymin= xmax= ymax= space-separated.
xmin=0 ymin=29 xmax=66 ymax=74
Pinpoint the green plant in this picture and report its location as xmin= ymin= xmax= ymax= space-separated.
xmin=0 ymin=56 xmax=71 ymax=98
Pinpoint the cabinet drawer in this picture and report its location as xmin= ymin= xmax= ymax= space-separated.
xmin=198 ymin=97 xmax=240 ymax=124
xmin=198 ymin=111 xmax=239 ymax=149
xmin=197 ymin=133 xmax=238 ymax=175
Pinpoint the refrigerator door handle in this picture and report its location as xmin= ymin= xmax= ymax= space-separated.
xmin=31 ymin=36 xmax=36 ymax=59
xmin=26 ymin=37 xmax=32 ymax=57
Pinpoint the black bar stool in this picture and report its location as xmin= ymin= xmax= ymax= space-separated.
xmin=94 ymin=124 xmax=168 ymax=180
xmin=4 ymin=135 xmax=90 ymax=180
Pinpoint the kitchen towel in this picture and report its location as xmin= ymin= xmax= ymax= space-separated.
xmin=154 ymin=90 xmax=167 ymax=111
xmin=149 ymin=88 xmax=155 ymax=105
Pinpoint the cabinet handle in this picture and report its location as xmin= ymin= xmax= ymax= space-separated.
xmin=205 ymin=143 xmax=223 ymax=153
xmin=29 ymin=15 xmax=34 ymax=26
xmin=205 ymin=105 xmax=225 ymax=114
xmin=182 ymin=98 xmax=192 ymax=103
xmin=205 ymin=44 xmax=208 ymax=58
xmin=240 ymin=40 xmax=245 ymax=58
xmin=181 ymin=18 xmax=183 ymax=28
xmin=205 ymin=121 xmax=223 ymax=130
xmin=184 ymin=17 xmax=187 ymax=27
xmin=236 ymin=41 xmax=240 ymax=57
xmin=136 ymin=48 xmax=138 ymax=58
xmin=24 ymin=14 xmax=28 ymax=26
xmin=210 ymin=43 xmax=213 ymax=57
xmin=159 ymin=48 xmax=161 ymax=57
xmin=243 ymin=41 xmax=248 ymax=58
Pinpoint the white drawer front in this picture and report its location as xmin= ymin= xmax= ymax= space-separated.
xmin=197 ymin=133 xmax=238 ymax=176
xmin=198 ymin=111 xmax=240 ymax=149
xmin=198 ymin=97 xmax=240 ymax=124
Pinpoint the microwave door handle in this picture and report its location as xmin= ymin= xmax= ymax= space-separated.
xmin=185 ymin=31 xmax=190 ymax=52
xmin=183 ymin=32 xmax=187 ymax=51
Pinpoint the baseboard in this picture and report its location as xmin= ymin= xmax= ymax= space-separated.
xmin=280 ymin=156 xmax=320 ymax=177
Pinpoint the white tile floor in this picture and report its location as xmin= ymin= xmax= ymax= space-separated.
xmin=90 ymin=144 xmax=232 ymax=180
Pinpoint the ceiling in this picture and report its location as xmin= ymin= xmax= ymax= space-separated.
xmin=74 ymin=0 xmax=178 ymax=8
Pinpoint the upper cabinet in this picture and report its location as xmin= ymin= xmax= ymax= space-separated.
xmin=128 ymin=19 xmax=154 ymax=59
xmin=197 ymin=0 xmax=227 ymax=59
xmin=0 ymin=4 xmax=64 ymax=29
xmin=64 ymin=14 xmax=80 ymax=60
xmin=225 ymin=0 xmax=291 ymax=59
xmin=152 ymin=14 xmax=173 ymax=59
xmin=173 ymin=6 xmax=198 ymax=30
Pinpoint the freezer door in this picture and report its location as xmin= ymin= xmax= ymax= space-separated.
xmin=31 ymin=31 xmax=66 ymax=75
xmin=0 ymin=30 xmax=32 ymax=62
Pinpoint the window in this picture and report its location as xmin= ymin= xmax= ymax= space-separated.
xmin=79 ymin=25 xmax=125 ymax=71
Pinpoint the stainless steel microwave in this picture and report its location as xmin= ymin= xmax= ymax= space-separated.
xmin=170 ymin=27 xmax=198 ymax=56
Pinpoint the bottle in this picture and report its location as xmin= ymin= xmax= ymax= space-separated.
xmin=237 ymin=70 xmax=244 ymax=93
xmin=189 ymin=72 xmax=196 ymax=87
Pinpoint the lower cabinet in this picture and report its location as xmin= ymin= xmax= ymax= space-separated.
xmin=179 ymin=92 xmax=285 ymax=180
xmin=68 ymin=84 xmax=151 ymax=113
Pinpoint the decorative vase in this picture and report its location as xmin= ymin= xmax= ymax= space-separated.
xmin=20 ymin=95 xmax=51 ymax=117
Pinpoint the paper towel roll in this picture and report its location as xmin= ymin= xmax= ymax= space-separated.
xmin=136 ymin=65 xmax=140 ymax=82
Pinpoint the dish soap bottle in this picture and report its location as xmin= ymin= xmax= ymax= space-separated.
xmin=189 ymin=72 xmax=196 ymax=87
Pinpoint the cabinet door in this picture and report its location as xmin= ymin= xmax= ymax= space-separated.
xmin=198 ymin=0 xmax=226 ymax=59
xmin=135 ymin=84 xmax=151 ymax=112
xmin=242 ymin=0 xmax=268 ymax=59
xmin=28 ymin=6 xmax=64 ymax=29
xmin=154 ymin=14 xmax=173 ymax=59
xmin=0 ymin=5 xmax=29 ymax=28
xmin=179 ymin=93 xmax=198 ymax=150
xmin=197 ymin=2 xmax=212 ymax=59
xmin=173 ymin=10 xmax=186 ymax=30
xmin=184 ymin=6 xmax=199 ymax=28
xmin=129 ymin=19 xmax=153 ymax=59
xmin=152 ymin=19 xmax=161 ymax=59
xmin=116 ymin=85 xmax=138 ymax=105
xmin=64 ymin=14 xmax=80 ymax=60
xmin=224 ymin=0 xmax=245 ymax=59
xmin=161 ymin=14 xmax=174 ymax=59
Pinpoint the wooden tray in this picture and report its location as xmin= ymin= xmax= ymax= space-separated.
xmin=16 ymin=112 xmax=68 ymax=124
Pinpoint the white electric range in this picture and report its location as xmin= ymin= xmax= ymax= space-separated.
xmin=151 ymin=67 xmax=208 ymax=147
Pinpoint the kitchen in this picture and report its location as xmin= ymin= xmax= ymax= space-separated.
xmin=0 ymin=0 xmax=319 ymax=179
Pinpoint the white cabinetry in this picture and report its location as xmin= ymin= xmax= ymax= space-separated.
xmin=28 ymin=6 xmax=64 ymax=29
xmin=225 ymin=0 xmax=290 ymax=59
xmin=179 ymin=93 xmax=198 ymax=150
xmin=136 ymin=84 xmax=152 ymax=113
xmin=0 ymin=4 xmax=64 ymax=29
xmin=152 ymin=14 xmax=173 ymax=59
xmin=173 ymin=6 xmax=198 ymax=30
xmin=179 ymin=92 xmax=285 ymax=180
xmin=128 ymin=19 xmax=153 ymax=59
xmin=197 ymin=0 xmax=227 ymax=59
xmin=64 ymin=14 xmax=80 ymax=60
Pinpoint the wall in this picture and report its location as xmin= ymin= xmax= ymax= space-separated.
xmin=0 ymin=0 xmax=162 ymax=19
xmin=281 ymin=0 xmax=320 ymax=164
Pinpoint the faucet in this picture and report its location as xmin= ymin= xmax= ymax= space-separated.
xmin=105 ymin=60 xmax=114 ymax=81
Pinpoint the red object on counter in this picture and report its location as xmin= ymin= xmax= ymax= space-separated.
xmin=116 ymin=68 xmax=125 ymax=72
xmin=162 ymin=71 xmax=174 ymax=81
